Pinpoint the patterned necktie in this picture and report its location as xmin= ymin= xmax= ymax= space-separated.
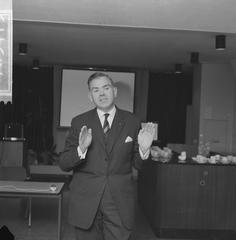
xmin=103 ymin=113 xmax=110 ymax=137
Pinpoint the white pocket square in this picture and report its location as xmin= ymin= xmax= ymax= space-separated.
xmin=125 ymin=136 xmax=133 ymax=143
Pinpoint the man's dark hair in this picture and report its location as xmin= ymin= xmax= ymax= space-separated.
xmin=87 ymin=72 xmax=114 ymax=89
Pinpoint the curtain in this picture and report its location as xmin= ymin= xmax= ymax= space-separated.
xmin=6 ymin=66 xmax=54 ymax=155
xmin=147 ymin=73 xmax=193 ymax=146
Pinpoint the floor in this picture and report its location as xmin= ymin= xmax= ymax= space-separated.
xmin=0 ymin=188 xmax=157 ymax=240
xmin=0 ymin=187 xmax=226 ymax=240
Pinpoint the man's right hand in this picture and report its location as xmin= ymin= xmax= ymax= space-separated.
xmin=79 ymin=125 xmax=92 ymax=153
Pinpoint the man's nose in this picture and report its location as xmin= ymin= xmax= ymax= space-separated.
xmin=99 ymin=89 xmax=105 ymax=95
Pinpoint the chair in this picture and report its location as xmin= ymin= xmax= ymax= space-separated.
xmin=0 ymin=122 xmax=26 ymax=167
xmin=0 ymin=139 xmax=26 ymax=167
xmin=4 ymin=123 xmax=24 ymax=139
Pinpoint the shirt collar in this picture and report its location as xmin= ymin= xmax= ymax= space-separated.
xmin=97 ymin=106 xmax=116 ymax=119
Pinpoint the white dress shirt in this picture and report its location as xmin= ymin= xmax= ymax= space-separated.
xmin=97 ymin=106 xmax=116 ymax=129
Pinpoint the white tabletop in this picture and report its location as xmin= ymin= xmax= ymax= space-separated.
xmin=0 ymin=180 xmax=64 ymax=194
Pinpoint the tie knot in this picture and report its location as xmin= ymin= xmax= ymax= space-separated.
xmin=104 ymin=113 xmax=109 ymax=120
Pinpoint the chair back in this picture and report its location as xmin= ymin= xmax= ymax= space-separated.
xmin=4 ymin=123 xmax=24 ymax=138
xmin=0 ymin=139 xmax=25 ymax=166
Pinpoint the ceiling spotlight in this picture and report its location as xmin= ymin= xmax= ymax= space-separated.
xmin=175 ymin=64 xmax=182 ymax=74
xmin=18 ymin=43 xmax=27 ymax=55
xmin=215 ymin=35 xmax=226 ymax=50
xmin=32 ymin=59 xmax=40 ymax=70
xmin=190 ymin=52 xmax=199 ymax=64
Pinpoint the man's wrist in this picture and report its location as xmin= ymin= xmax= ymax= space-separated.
xmin=77 ymin=145 xmax=88 ymax=159
xmin=139 ymin=146 xmax=150 ymax=160
xmin=140 ymin=146 xmax=150 ymax=155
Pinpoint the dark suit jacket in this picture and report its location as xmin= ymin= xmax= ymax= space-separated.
xmin=59 ymin=107 xmax=143 ymax=229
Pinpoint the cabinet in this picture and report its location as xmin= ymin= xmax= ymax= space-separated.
xmin=138 ymin=160 xmax=236 ymax=237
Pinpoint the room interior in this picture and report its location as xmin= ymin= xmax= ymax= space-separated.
xmin=1 ymin=1 xmax=236 ymax=239
xmin=10 ymin=0 xmax=236 ymax=155
xmin=0 ymin=0 xmax=233 ymax=154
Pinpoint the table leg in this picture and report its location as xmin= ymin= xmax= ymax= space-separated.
xmin=24 ymin=197 xmax=29 ymax=219
xmin=28 ymin=197 xmax=32 ymax=227
xmin=58 ymin=194 xmax=62 ymax=240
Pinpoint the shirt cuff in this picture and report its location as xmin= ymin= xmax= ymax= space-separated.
xmin=139 ymin=147 xmax=150 ymax=160
xmin=77 ymin=146 xmax=87 ymax=159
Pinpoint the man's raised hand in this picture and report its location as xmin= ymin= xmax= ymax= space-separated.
xmin=79 ymin=126 xmax=92 ymax=153
xmin=138 ymin=122 xmax=155 ymax=155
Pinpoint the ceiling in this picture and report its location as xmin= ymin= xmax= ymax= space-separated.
xmin=12 ymin=1 xmax=236 ymax=73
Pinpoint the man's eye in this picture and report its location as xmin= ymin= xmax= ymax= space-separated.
xmin=93 ymin=89 xmax=99 ymax=93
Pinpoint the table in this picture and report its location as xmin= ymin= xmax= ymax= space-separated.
xmin=0 ymin=181 xmax=64 ymax=240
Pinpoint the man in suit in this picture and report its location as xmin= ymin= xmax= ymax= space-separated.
xmin=59 ymin=72 xmax=155 ymax=240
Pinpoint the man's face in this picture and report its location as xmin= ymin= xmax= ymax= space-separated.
xmin=88 ymin=76 xmax=117 ymax=112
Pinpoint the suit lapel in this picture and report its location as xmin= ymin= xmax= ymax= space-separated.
xmin=89 ymin=109 xmax=106 ymax=149
xmin=106 ymin=108 xmax=125 ymax=154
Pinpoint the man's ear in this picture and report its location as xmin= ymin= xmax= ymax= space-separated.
xmin=114 ymin=87 xmax=117 ymax=98
xmin=88 ymin=92 xmax=93 ymax=102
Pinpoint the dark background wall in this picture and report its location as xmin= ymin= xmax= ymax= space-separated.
xmin=147 ymin=72 xmax=193 ymax=146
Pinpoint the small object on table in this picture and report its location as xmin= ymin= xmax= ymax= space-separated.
xmin=178 ymin=151 xmax=186 ymax=162
xmin=49 ymin=184 xmax=57 ymax=192
xmin=150 ymin=146 xmax=172 ymax=162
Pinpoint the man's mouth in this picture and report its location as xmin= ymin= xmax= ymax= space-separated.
xmin=100 ymin=98 xmax=107 ymax=102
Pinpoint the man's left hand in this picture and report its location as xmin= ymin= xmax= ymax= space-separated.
xmin=138 ymin=122 xmax=155 ymax=154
